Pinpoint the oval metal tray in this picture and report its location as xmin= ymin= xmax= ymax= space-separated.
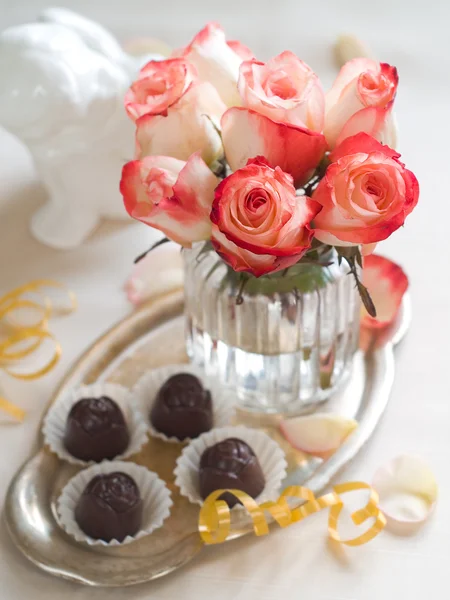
xmin=4 ymin=289 xmax=410 ymax=586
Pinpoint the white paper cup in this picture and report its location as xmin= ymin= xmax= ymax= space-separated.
xmin=174 ymin=425 xmax=287 ymax=506
xmin=57 ymin=460 xmax=173 ymax=546
xmin=131 ymin=364 xmax=235 ymax=443
xmin=42 ymin=383 xmax=148 ymax=465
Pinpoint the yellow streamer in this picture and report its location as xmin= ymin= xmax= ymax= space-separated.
xmin=0 ymin=397 xmax=26 ymax=421
xmin=0 ymin=280 xmax=76 ymax=421
xmin=199 ymin=481 xmax=386 ymax=546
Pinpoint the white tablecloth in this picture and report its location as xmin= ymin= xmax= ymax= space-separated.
xmin=0 ymin=1 xmax=448 ymax=598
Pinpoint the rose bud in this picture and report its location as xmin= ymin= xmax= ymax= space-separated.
xmin=312 ymin=133 xmax=419 ymax=246
xmin=211 ymin=157 xmax=321 ymax=277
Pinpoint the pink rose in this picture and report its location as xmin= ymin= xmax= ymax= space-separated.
xmin=124 ymin=58 xmax=197 ymax=122
xmin=238 ymin=51 xmax=324 ymax=131
xmin=221 ymin=107 xmax=327 ymax=186
xmin=312 ymin=133 xmax=419 ymax=246
xmin=211 ymin=157 xmax=321 ymax=276
xmin=178 ymin=22 xmax=250 ymax=107
xmin=121 ymin=152 xmax=219 ymax=246
xmin=135 ymin=82 xmax=226 ymax=165
xmin=324 ymin=58 xmax=398 ymax=148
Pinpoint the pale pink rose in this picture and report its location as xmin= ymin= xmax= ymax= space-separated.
xmin=324 ymin=58 xmax=398 ymax=148
xmin=179 ymin=22 xmax=247 ymax=107
xmin=121 ymin=153 xmax=219 ymax=246
xmin=221 ymin=107 xmax=327 ymax=186
xmin=211 ymin=157 xmax=321 ymax=276
xmin=125 ymin=241 xmax=183 ymax=305
xmin=124 ymin=58 xmax=196 ymax=122
xmin=238 ymin=51 xmax=324 ymax=131
xmin=312 ymin=133 xmax=419 ymax=246
xmin=135 ymin=82 xmax=226 ymax=165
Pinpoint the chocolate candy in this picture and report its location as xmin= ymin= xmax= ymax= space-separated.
xmin=64 ymin=396 xmax=130 ymax=462
xmin=150 ymin=373 xmax=212 ymax=440
xmin=75 ymin=472 xmax=142 ymax=542
xmin=199 ymin=438 xmax=265 ymax=507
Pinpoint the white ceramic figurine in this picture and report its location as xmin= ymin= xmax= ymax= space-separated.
xmin=0 ymin=8 xmax=162 ymax=249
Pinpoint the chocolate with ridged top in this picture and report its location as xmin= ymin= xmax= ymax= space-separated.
xmin=64 ymin=396 xmax=130 ymax=462
xmin=75 ymin=472 xmax=142 ymax=542
xmin=150 ymin=373 xmax=212 ymax=440
xmin=199 ymin=438 xmax=265 ymax=507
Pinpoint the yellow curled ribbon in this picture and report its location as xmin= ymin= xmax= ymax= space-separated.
xmin=0 ymin=280 xmax=76 ymax=421
xmin=199 ymin=482 xmax=386 ymax=546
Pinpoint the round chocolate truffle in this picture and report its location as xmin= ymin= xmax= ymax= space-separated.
xmin=75 ymin=472 xmax=143 ymax=542
xmin=199 ymin=438 xmax=266 ymax=507
xmin=64 ymin=396 xmax=130 ymax=462
xmin=150 ymin=373 xmax=212 ymax=440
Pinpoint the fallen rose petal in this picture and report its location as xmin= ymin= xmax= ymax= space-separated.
xmin=279 ymin=413 xmax=358 ymax=458
xmin=373 ymin=455 xmax=437 ymax=534
xmin=125 ymin=241 xmax=183 ymax=305
xmin=362 ymin=254 xmax=409 ymax=329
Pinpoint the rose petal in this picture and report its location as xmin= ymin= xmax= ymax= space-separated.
xmin=334 ymin=104 xmax=397 ymax=148
xmin=373 ymin=455 xmax=437 ymax=534
xmin=238 ymin=52 xmax=325 ymax=131
xmin=125 ymin=58 xmax=197 ymax=121
xmin=326 ymin=58 xmax=379 ymax=109
xmin=148 ymin=153 xmax=220 ymax=245
xmin=181 ymin=22 xmax=242 ymax=107
xmin=221 ymin=107 xmax=327 ymax=186
xmin=211 ymin=227 xmax=303 ymax=277
xmin=325 ymin=59 xmax=398 ymax=149
xmin=279 ymin=413 xmax=358 ymax=458
xmin=121 ymin=153 xmax=219 ymax=247
xmin=362 ymin=254 xmax=408 ymax=329
xmin=227 ymin=39 xmax=255 ymax=61
xmin=135 ymin=82 xmax=226 ymax=165
xmin=124 ymin=241 xmax=183 ymax=306
xmin=329 ymin=131 xmax=400 ymax=163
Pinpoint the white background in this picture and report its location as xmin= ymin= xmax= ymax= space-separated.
xmin=0 ymin=1 xmax=448 ymax=598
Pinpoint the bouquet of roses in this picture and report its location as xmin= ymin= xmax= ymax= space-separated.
xmin=120 ymin=22 xmax=419 ymax=316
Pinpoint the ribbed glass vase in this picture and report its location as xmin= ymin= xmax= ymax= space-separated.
xmin=184 ymin=245 xmax=360 ymax=414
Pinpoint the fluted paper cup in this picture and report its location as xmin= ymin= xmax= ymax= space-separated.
xmin=57 ymin=460 xmax=172 ymax=546
xmin=42 ymin=383 xmax=148 ymax=465
xmin=174 ymin=425 xmax=287 ymax=506
xmin=131 ymin=364 xmax=235 ymax=443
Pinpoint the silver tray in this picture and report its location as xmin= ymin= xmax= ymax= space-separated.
xmin=4 ymin=289 xmax=410 ymax=587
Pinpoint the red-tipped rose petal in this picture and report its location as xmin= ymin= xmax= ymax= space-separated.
xmin=279 ymin=413 xmax=358 ymax=458
xmin=362 ymin=254 xmax=408 ymax=329
xmin=334 ymin=104 xmax=397 ymax=149
xmin=373 ymin=455 xmax=437 ymax=534
xmin=227 ymin=39 xmax=255 ymax=61
xmin=221 ymin=107 xmax=327 ymax=186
